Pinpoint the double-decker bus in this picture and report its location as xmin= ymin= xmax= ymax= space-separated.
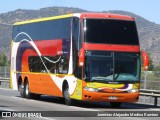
xmin=10 ymin=13 xmax=149 ymax=107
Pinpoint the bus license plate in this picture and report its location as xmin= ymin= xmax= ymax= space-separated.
xmin=108 ymin=96 xmax=118 ymax=100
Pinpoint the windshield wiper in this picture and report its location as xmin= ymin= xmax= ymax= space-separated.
xmin=115 ymin=80 xmax=138 ymax=83
xmin=90 ymin=76 xmax=112 ymax=82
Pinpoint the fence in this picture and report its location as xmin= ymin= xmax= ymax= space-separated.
xmin=140 ymin=89 xmax=160 ymax=106
xmin=0 ymin=67 xmax=10 ymax=78
xmin=0 ymin=67 xmax=10 ymax=88
xmin=141 ymin=71 xmax=160 ymax=90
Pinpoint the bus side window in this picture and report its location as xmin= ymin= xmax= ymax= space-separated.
xmin=58 ymin=57 xmax=68 ymax=74
xmin=28 ymin=56 xmax=46 ymax=73
xmin=72 ymin=17 xmax=82 ymax=79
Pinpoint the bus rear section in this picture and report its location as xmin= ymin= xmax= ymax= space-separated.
xmin=10 ymin=14 xmax=74 ymax=99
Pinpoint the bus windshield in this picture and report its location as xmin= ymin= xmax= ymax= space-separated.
xmin=85 ymin=51 xmax=140 ymax=83
xmin=84 ymin=19 xmax=139 ymax=45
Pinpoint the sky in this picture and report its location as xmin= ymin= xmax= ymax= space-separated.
xmin=0 ymin=0 xmax=160 ymax=24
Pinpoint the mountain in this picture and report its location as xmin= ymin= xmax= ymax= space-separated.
xmin=0 ymin=7 xmax=160 ymax=67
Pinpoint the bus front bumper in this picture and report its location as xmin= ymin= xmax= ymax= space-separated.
xmin=82 ymin=91 xmax=139 ymax=103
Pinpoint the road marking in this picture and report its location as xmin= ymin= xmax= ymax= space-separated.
xmin=149 ymin=108 xmax=160 ymax=111
xmin=38 ymin=117 xmax=56 ymax=120
xmin=0 ymin=88 xmax=13 ymax=91
xmin=0 ymin=107 xmax=14 ymax=111
xmin=68 ymin=105 xmax=99 ymax=111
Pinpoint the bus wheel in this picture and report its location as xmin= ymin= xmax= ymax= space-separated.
xmin=110 ymin=102 xmax=122 ymax=108
xmin=24 ymin=80 xmax=33 ymax=99
xmin=19 ymin=84 xmax=25 ymax=98
xmin=63 ymin=85 xmax=73 ymax=106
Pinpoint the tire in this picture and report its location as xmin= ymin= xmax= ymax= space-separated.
xmin=19 ymin=84 xmax=25 ymax=98
xmin=110 ymin=102 xmax=122 ymax=108
xmin=63 ymin=84 xmax=74 ymax=106
xmin=24 ymin=80 xmax=34 ymax=99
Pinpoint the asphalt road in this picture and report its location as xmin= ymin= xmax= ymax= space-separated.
xmin=0 ymin=88 xmax=159 ymax=120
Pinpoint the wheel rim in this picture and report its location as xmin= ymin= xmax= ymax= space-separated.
xmin=19 ymin=84 xmax=23 ymax=96
xmin=25 ymin=83 xmax=29 ymax=96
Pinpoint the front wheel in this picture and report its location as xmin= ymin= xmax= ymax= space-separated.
xmin=63 ymin=85 xmax=74 ymax=106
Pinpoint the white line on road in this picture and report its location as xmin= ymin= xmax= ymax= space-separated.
xmin=0 ymin=107 xmax=14 ymax=111
xmin=0 ymin=87 xmax=13 ymax=91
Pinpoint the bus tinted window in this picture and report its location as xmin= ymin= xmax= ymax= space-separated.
xmin=13 ymin=18 xmax=71 ymax=42
xmin=84 ymin=19 xmax=139 ymax=45
xmin=28 ymin=56 xmax=69 ymax=74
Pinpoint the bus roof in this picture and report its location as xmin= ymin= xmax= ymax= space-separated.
xmin=14 ymin=12 xmax=134 ymax=26
xmin=14 ymin=13 xmax=73 ymax=26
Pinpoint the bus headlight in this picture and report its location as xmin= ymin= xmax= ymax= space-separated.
xmin=84 ymin=87 xmax=99 ymax=92
xmin=128 ymin=89 xmax=139 ymax=93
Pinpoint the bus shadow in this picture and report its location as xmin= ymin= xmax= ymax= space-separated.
xmin=37 ymin=95 xmax=113 ymax=108
xmin=16 ymin=95 xmax=159 ymax=109
xmin=33 ymin=95 xmax=160 ymax=109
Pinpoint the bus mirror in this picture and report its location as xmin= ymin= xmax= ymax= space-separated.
xmin=79 ymin=48 xmax=85 ymax=67
xmin=141 ymin=51 xmax=149 ymax=71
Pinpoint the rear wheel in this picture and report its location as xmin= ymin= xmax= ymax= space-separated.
xmin=24 ymin=80 xmax=34 ymax=99
xmin=19 ymin=84 xmax=25 ymax=98
xmin=110 ymin=102 xmax=122 ymax=108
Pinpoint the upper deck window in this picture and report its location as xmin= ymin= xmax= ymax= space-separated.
xmin=84 ymin=19 xmax=139 ymax=45
xmin=13 ymin=18 xmax=71 ymax=42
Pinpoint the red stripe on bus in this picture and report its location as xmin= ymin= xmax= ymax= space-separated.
xmin=34 ymin=39 xmax=63 ymax=56
xmin=80 ymin=13 xmax=134 ymax=21
xmin=84 ymin=43 xmax=140 ymax=52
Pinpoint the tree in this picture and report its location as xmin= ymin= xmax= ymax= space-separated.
xmin=148 ymin=56 xmax=154 ymax=71
xmin=0 ymin=53 xmax=8 ymax=66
